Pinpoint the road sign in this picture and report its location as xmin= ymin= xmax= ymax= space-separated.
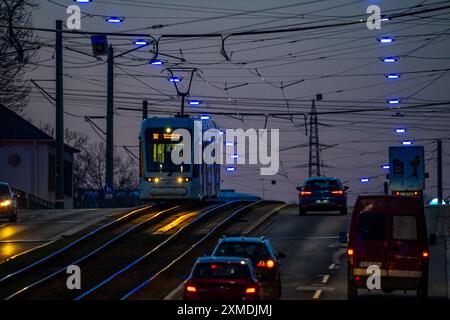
xmin=389 ymin=146 xmax=425 ymax=192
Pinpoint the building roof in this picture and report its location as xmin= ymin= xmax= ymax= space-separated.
xmin=0 ymin=105 xmax=79 ymax=153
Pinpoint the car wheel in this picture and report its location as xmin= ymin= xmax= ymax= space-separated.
xmin=347 ymin=281 xmax=358 ymax=300
xmin=340 ymin=208 xmax=348 ymax=215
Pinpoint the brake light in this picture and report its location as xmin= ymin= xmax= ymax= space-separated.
xmin=331 ymin=190 xmax=344 ymax=195
xmin=413 ymin=191 xmax=420 ymax=196
xmin=300 ymin=191 xmax=312 ymax=197
xmin=245 ymin=287 xmax=257 ymax=294
xmin=393 ymin=191 xmax=400 ymax=196
xmin=186 ymin=285 xmax=197 ymax=293
xmin=347 ymin=248 xmax=354 ymax=256
xmin=354 ymin=276 xmax=361 ymax=281
xmin=257 ymin=260 xmax=275 ymax=268
xmin=422 ymin=251 xmax=429 ymax=258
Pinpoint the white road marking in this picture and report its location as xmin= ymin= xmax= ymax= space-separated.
xmin=164 ymin=282 xmax=184 ymax=300
xmin=329 ymin=264 xmax=336 ymax=270
xmin=322 ymin=275 xmax=330 ymax=283
xmin=313 ymin=290 xmax=322 ymax=299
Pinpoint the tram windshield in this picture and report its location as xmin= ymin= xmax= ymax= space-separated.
xmin=145 ymin=128 xmax=191 ymax=173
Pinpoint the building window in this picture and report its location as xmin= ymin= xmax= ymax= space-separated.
xmin=48 ymin=153 xmax=55 ymax=192
xmin=64 ymin=160 xmax=73 ymax=197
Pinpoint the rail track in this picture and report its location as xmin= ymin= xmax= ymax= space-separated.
xmin=1 ymin=200 xmax=282 ymax=300
xmin=74 ymin=200 xmax=272 ymax=300
xmin=0 ymin=202 xmax=202 ymax=299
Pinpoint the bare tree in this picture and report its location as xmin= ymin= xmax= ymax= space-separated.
xmin=39 ymin=123 xmax=138 ymax=191
xmin=0 ymin=0 xmax=39 ymax=111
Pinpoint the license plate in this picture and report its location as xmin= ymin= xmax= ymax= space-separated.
xmin=316 ymin=199 xmax=329 ymax=204
xmin=359 ymin=261 xmax=382 ymax=267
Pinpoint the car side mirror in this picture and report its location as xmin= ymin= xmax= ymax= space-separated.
xmin=277 ymin=252 xmax=286 ymax=259
xmin=344 ymin=186 xmax=349 ymax=191
xmin=429 ymin=233 xmax=437 ymax=246
xmin=339 ymin=231 xmax=348 ymax=244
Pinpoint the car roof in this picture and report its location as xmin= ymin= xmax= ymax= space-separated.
xmin=305 ymin=176 xmax=340 ymax=181
xmin=217 ymin=236 xmax=266 ymax=244
xmin=196 ymin=256 xmax=253 ymax=265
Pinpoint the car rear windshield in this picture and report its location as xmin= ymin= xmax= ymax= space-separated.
xmin=0 ymin=184 xmax=10 ymax=196
xmin=357 ymin=212 xmax=385 ymax=240
xmin=192 ymin=263 xmax=251 ymax=279
xmin=305 ymin=180 xmax=340 ymax=190
xmin=392 ymin=215 xmax=418 ymax=240
xmin=214 ymin=242 xmax=270 ymax=263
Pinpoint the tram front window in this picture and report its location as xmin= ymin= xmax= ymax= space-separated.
xmin=146 ymin=129 xmax=191 ymax=173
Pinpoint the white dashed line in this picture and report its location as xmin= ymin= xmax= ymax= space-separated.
xmin=321 ymin=275 xmax=330 ymax=283
xmin=312 ymin=290 xmax=322 ymax=299
xmin=329 ymin=264 xmax=336 ymax=270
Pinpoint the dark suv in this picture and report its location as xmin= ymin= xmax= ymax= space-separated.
xmin=211 ymin=236 xmax=286 ymax=299
xmin=0 ymin=182 xmax=17 ymax=222
xmin=298 ymin=177 xmax=348 ymax=215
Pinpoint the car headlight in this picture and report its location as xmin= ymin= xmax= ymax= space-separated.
xmin=0 ymin=200 xmax=12 ymax=207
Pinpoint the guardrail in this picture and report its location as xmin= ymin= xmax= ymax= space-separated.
xmin=11 ymin=187 xmax=55 ymax=210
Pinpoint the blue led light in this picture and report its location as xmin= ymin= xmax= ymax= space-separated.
xmin=106 ymin=16 xmax=124 ymax=23
xmin=200 ymin=115 xmax=210 ymax=120
xmin=382 ymin=164 xmax=390 ymax=170
xmin=378 ymin=37 xmax=395 ymax=43
xmin=168 ymin=77 xmax=182 ymax=82
xmin=188 ymin=100 xmax=202 ymax=106
xmin=394 ymin=128 xmax=406 ymax=133
xmin=360 ymin=178 xmax=370 ymax=183
xmin=386 ymin=73 xmax=400 ymax=79
xmin=387 ymin=99 xmax=401 ymax=105
xmin=402 ymin=140 xmax=413 ymax=145
xmin=382 ymin=57 xmax=397 ymax=63
xmin=226 ymin=167 xmax=236 ymax=172
xmin=150 ymin=59 xmax=164 ymax=66
xmin=133 ymin=39 xmax=149 ymax=46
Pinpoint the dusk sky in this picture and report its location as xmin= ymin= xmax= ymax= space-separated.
xmin=25 ymin=0 xmax=450 ymax=203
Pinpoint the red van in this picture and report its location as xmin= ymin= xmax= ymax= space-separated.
xmin=344 ymin=195 xmax=430 ymax=299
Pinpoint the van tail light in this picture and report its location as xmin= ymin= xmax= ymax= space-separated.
xmin=300 ymin=191 xmax=312 ymax=197
xmin=185 ymin=285 xmax=197 ymax=293
xmin=245 ymin=287 xmax=257 ymax=294
xmin=422 ymin=251 xmax=429 ymax=258
xmin=347 ymin=248 xmax=354 ymax=256
xmin=347 ymin=248 xmax=354 ymax=265
xmin=331 ymin=190 xmax=344 ymax=196
xmin=257 ymin=259 xmax=275 ymax=268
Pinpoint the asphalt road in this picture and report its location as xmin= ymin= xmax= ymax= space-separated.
xmin=0 ymin=208 xmax=127 ymax=263
xmin=253 ymin=205 xmax=448 ymax=300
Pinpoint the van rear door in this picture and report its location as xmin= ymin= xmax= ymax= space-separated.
xmin=351 ymin=197 xmax=390 ymax=272
xmin=386 ymin=197 xmax=427 ymax=277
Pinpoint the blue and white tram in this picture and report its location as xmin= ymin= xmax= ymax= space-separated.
xmin=139 ymin=116 xmax=221 ymax=200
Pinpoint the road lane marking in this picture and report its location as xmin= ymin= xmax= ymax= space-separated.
xmin=155 ymin=211 xmax=198 ymax=233
xmin=322 ymin=275 xmax=330 ymax=283
xmin=313 ymin=290 xmax=322 ymax=299
xmin=164 ymin=283 xmax=184 ymax=300
xmin=329 ymin=264 xmax=336 ymax=270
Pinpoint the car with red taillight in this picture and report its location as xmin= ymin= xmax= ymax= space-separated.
xmin=183 ymin=256 xmax=261 ymax=301
xmin=211 ymin=236 xmax=285 ymax=299
xmin=297 ymin=177 xmax=348 ymax=215
xmin=342 ymin=195 xmax=431 ymax=299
